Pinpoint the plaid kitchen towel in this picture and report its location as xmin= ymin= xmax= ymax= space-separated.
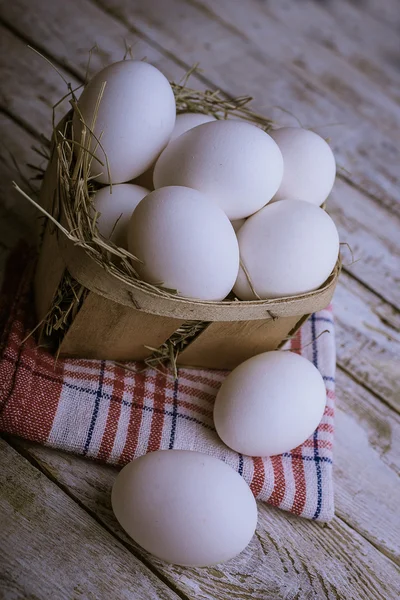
xmin=0 ymin=244 xmax=335 ymax=521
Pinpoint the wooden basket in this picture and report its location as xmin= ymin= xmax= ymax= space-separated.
xmin=34 ymin=124 xmax=339 ymax=371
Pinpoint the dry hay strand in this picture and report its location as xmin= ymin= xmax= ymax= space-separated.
xmin=144 ymin=320 xmax=209 ymax=378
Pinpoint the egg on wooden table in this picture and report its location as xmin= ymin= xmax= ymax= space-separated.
xmin=233 ymin=199 xmax=339 ymax=300
xmin=92 ymin=183 xmax=149 ymax=249
xmin=134 ymin=112 xmax=217 ymax=189
xmin=127 ymin=186 xmax=240 ymax=301
xmin=270 ymin=127 xmax=336 ymax=206
xmin=73 ymin=60 xmax=176 ymax=184
xmin=213 ymin=351 xmax=327 ymax=456
xmin=111 ymin=450 xmax=258 ymax=566
xmin=153 ymin=120 xmax=284 ymax=219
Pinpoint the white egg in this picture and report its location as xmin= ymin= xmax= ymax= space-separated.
xmin=153 ymin=120 xmax=284 ymax=220
xmin=73 ymin=61 xmax=176 ymax=184
xmin=231 ymin=218 xmax=246 ymax=233
xmin=127 ymin=186 xmax=239 ymax=300
xmin=111 ymin=450 xmax=257 ymax=566
xmin=270 ymin=127 xmax=336 ymax=206
xmin=234 ymin=200 xmax=339 ymax=300
xmin=92 ymin=183 xmax=149 ymax=248
xmin=214 ymin=351 xmax=327 ymax=456
xmin=134 ymin=113 xmax=217 ymax=190
xmin=171 ymin=112 xmax=216 ymax=140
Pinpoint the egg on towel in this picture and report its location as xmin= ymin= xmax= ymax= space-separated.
xmin=127 ymin=186 xmax=240 ymax=301
xmin=234 ymin=199 xmax=339 ymax=300
xmin=153 ymin=120 xmax=284 ymax=220
xmin=213 ymin=351 xmax=327 ymax=456
xmin=73 ymin=60 xmax=176 ymax=184
xmin=92 ymin=183 xmax=149 ymax=249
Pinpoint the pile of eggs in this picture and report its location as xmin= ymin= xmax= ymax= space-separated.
xmin=74 ymin=61 xmax=337 ymax=566
xmin=74 ymin=60 xmax=340 ymax=302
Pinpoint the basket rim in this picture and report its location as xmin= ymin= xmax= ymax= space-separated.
xmin=57 ymin=229 xmax=340 ymax=322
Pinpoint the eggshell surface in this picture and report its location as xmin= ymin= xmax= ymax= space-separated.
xmin=111 ymin=450 xmax=258 ymax=566
xmin=153 ymin=120 xmax=284 ymax=219
xmin=214 ymin=351 xmax=327 ymax=457
xmin=92 ymin=183 xmax=149 ymax=248
xmin=73 ymin=61 xmax=176 ymax=184
xmin=127 ymin=186 xmax=240 ymax=300
xmin=171 ymin=112 xmax=216 ymax=140
xmin=134 ymin=113 xmax=217 ymax=190
xmin=270 ymin=127 xmax=336 ymax=206
xmin=234 ymin=200 xmax=339 ymax=300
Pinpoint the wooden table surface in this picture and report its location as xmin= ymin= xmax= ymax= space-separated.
xmin=0 ymin=0 xmax=399 ymax=598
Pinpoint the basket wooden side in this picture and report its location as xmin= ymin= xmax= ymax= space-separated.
xmin=177 ymin=315 xmax=307 ymax=369
xmin=59 ymin=291 xmax=184 ymax=362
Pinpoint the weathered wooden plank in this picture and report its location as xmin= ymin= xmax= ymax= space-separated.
xmin=1 ymin=4 xmax=400 ymax=315
xmin=334 ymin=369 xmax=400 ymax=562
xmin=0 ymin=438 xmax=182 ymax=600
xmin=334 ymin=272 xmax=400 ymax=413
xmin=322 ymin=0 xmax=400 ymax=56
xmin=87 ymin=0 xmax=400 ymax=212
xmin=342 ymin=0 xmax=400 ymax=31
xmin=258 ymin=0 xmax=400 ymax=99
xmin=184 ymin=0 xmax=400 ymax=135
xmin=329 ymin=178 xmax=400 ymax=311
xmin=0 ymin=24 xmax=80 ymax=140
xmin=0 ymin=111 xmax=41 ymax=238
xmin=9 ymin=420 xmax=400 ymax=600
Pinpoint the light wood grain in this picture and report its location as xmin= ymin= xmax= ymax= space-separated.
xmin=341 ymin=0 xmax=400 ymax=31
xmin=0 ymin=112 xmax=41 ymax=237
xmin=89 ymin=0 xmax=400 ymax=212
xmin=1 ymin=2 xmax=400 ymax=316
xmin=246 ymin=0 xmax=400 ymax=103
xmin=8 ymin=431 xmax=400 ymax=600
xmin=321 ymin=0 xmax=400 ymax=58
xmin=334 ymin=272 xmax=400 ymax=413
xmin=0 ymin=438 xmax=181 ymax=600
xmin=186 ymin=0 xmax=400 ymax=135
